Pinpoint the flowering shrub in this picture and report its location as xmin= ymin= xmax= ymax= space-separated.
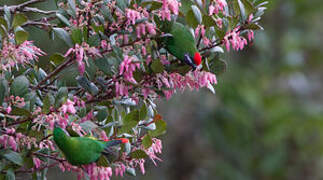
xmin=0 ymin=0 xmax=266 ymax=179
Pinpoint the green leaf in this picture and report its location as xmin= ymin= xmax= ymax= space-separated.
xmin=202 ymin=15 xmax=217 ymax=28
xmin=125 ymin=110 xmax=140 ymax=122
xmin=49 ymin=53 xmax=65 ymax=66
xmin=186 ymin=10 xmax=199 ymax=28
xmin=55 ymin=87 xmax=68 ymax=107
xmin=120 ymin=110 xmax=140 ymax=133
xmin=96 ymin=106 xmax=108 ymax=122
xmin=67 ymin=0 xmax=76 ymax=17
xmin=116 ymin=0 xmax=128 ymax=11
xmin=241 ymin=0 xmax=256 ymax=16
xmin=139 ymin=103 xmax=147 ymax=120
xmin=96 ymin=155 xmax=110 ymax=167
xmin=76 ymin=76 xmax=99 ymax=95
xmin=71 ymin=28 xmax=83 ymax=44
xmin=42 ymin=94 xmax=52 ymax=114
xmin=191 ymin=5 xmax=202 ymax=24
xmin=237 ymin=0 xmax=247 ymax=21
xmin=93 ymin=57 xmax=113 ymax=75
xmin=10 ymin=75 xmax=29 ymax=97
xmin=149 ymin=119 xmax=167 ymax=137
xmin=56 ymin=13 xmax=71 ymax=26
xmin=0 ymin=17 xmax=8 ymax=36
xmin=142 ymin=134 xmax=153 ymax=149
xmin=53 ymin=27 xmax=73 ymax=47
xmin=12 ymin=14 xmax=27 ymax=28
xmin=129 ymin=150 xmax=148 ymax=159
xmin=180 ymin=0 xmax=194 ymax=14
xmin=126 ymin=167 xmax=136 ymax=176
xmin=141 ymin=1 xmax=163 ymax=11
xmin=14 ymin=27 xmax=29 ymax=45
xmin=5 ymin=169 xmax=15 ymax=180
xmin=209 ymin=58 xmax=227 ymax=75
xmin=151 ymin=60 xmax=164 ymax=73
xmin=0 ymin=78 xmax=8 ymax=105
xmin=3 ymin=150 xmax=23 ymax=166
xmin=11 ymin=106 xmax=31 ymax=116
xmin=87 ymin=34 xmax=101 ymax=46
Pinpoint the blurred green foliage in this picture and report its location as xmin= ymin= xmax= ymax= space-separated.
xmin=155 ymin=1 xmax=323 ymax=180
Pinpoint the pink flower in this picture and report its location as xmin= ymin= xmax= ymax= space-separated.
xmin=119 ymin=55 xmax=140 ymax=83
xmin=216 ymin=18 xmax=223 ymax=28
xmin=8 ymin=136 xmax=17 ymax=151
xmin=146 ymin=23 xmax=156 ymax=35
xmin=0 ymin=38 xmax=45 ymax=72
xmin=33 ymin=157 xmax=42 ymax=169
xmin=125 ymin=9 xmax=142 ymax=25
xmin=223 ymin=27 xmax=248 ymax=51
xmin=5 ymin=106 xmax=12 ymax=114
xmin=114 ymin=163 xmax=126 ymax=177
xmin=115 ymin=81 xmax=129 ymax=97
xmin=209 ymin=0 xmax=227 ymax=15
xmin=160 ymin=0 xmax=181 ymax=21
xmin=247 ymin=30 xmax=254 ymax=42
xmin=60 ymin=99 xmax=76 ymax=114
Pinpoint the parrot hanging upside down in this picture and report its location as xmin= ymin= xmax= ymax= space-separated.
xmin=53 ymin=126 xmax=128 ymax=166
xmin=161 ymin=22 xmax=202 ymax=70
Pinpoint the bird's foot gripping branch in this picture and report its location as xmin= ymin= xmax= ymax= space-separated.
xmin=0 ymin=0 xmax=266 ymax=179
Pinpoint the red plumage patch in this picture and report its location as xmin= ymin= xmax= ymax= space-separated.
xmin=194 ymin=52 xmax=202 ymax=65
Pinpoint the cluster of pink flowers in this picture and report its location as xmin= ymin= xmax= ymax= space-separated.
xmin=125 ymin=9 xmax=144 ymax=25
xmin=119 ymin=55 xmax=140 ymax=83
xmin=64 ymin=42 xmax=101 ymax=75
xmin=223 ymin=26 xmax=248 ymax=51
xmin=160 ymin=0 xmax=181 ymax=21
xmin=155 ymin=70 xmax=217 ymax=99
xmin=0 ymin=128 xmax=55 ymax=152
xmin=209 ymin=0 xmax=227 ymax=15
xmin=195 ymin=25 xmax=211 ymax=46
xmin=136 ymin=23 xmax=157 ymax=38
xmin=0 ymin=38 xmax=45 ymax=72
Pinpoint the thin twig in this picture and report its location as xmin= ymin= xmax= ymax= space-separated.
xmin=35 ymin=58 xmax=73 ymax=89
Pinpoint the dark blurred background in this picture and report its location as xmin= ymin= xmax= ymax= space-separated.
xmin=2 ymin=0 xmax=323 ymax=179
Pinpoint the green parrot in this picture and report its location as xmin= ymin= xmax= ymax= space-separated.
xmin=160 ymin=22 xmax=202 ymax=69
xmin=53 ymin=126 xmax=128 ymax=166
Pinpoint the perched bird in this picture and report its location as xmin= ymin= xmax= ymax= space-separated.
xmin=160 ymin=22 xmax=202 ymax=69
xmin=53 ymin=126 xmax=128 ymax=166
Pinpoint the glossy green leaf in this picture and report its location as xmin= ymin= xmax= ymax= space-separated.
xmin=71 ymin=28 xmax=83 ymax=44
xmin=55 ymin=87 xmax=68 ymax=107
xmin=3 ymin=150 xmax=23 ymax=166
xmin=151 ymin=60 xmax=164 ymax=73
xmin=149 ymin=119 xmax=167 ymax=137
xmin=42 ymin=94 xmax=52 ymax=114
xmin=49 ymin=53 xmax=65 ymax=66
xmin=209 ymin=58 xmax=227 ymax=75
xmin=76 ymin=76 xmax=99 ymax=95
xmin=53 ymin=27 xmax=73 ymax=47
xmin=14 ymin=27 xmax=29 ymax=45
xmin=0 ymin=78 xmax=8 ymax=105
xmin=129 ymin=150 xmax=148 ymax=159
xmin=142 ymin=134 xmax=153 ymax=149
xmin=186 ymin=9 xmax=199 ymax=28
xmin=10 ymin=75 xmax=29 ymax=97
xmin=191 ymin=5 xmax=202 ymax=24
xmin=56 ymin=13 xmax=71 ymax=26
xmin=139 ymin=103 xmax=147 ymax=120
xmin=12 ymin=14 xmax=27 ymax=28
